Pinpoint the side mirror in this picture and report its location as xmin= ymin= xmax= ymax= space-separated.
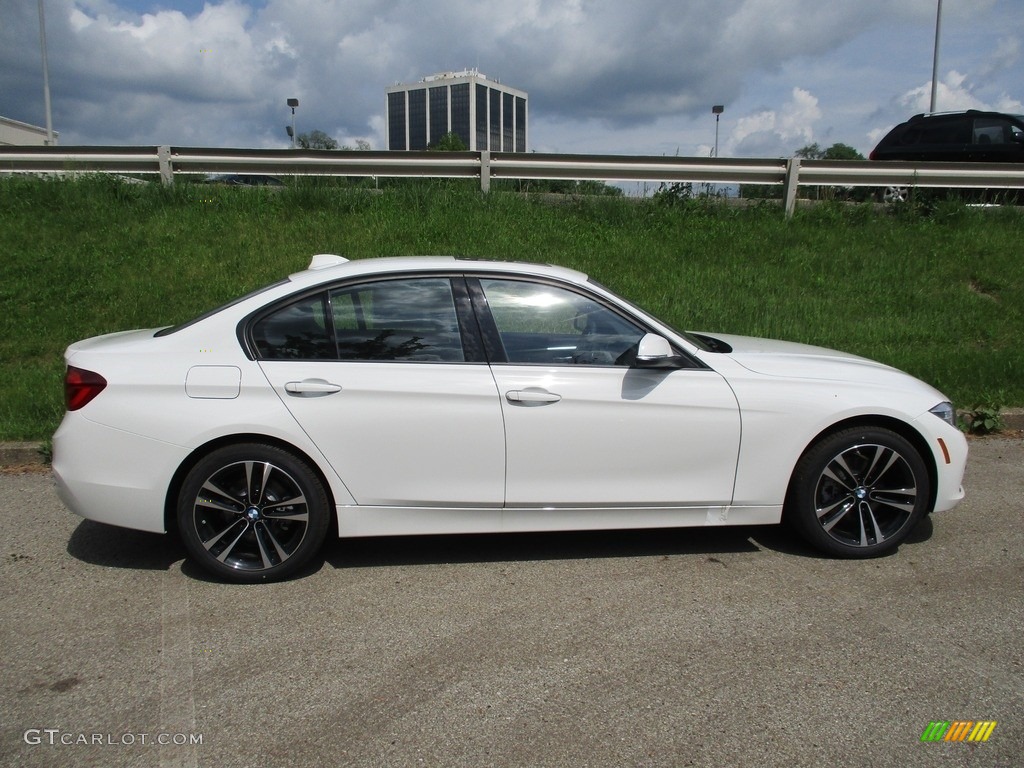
xmin=634 ymin=333 xmax=683 ymax=369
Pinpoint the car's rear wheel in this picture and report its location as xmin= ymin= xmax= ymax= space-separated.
xmin=177 ymin=444 xmax=330 ymax=583
xmin=787 ymin=427 xmax=930 ymax=558
xmin=881 ymin=185 xmax=909 ymax=204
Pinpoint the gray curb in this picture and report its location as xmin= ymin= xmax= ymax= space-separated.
xmin=1007 ymin=408 xmax=1024 ymax=428
xmin=3 ymin=410 xmax=1022 ymax=468
xmin=0 ymin=442 xmax=48 ymax=468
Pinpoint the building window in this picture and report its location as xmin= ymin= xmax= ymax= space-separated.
xmin=489 ymin=88 xmax=502 ymax=151
xmin=451 ymin=83 xmax=471 ymax=149
xmin=503 ymin=92 xmax=513 ymax=153
xmin=409 ymin=89 xmax=427 ymax=150
xmin=387 ymin=92 xmax=406 ymax=151
xmin=515 ymin=97 xmax=526 ymax=152
xmin=475 ymin=84 xmax=489 ymax=151
xmin=429 ymin=86 xmax=448 ymax=147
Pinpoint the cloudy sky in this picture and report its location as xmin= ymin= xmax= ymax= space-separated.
xmin=2 ymin=0 xmax=1021 ymax=159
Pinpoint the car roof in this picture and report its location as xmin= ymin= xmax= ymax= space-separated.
xmin=902 ymin=110 xmax=1024 ymax=124
xmin=286 ymin=255 xmax=591 ymax=287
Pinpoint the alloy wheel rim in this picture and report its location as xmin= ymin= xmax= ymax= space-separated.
xmin=191 ymin=460 xmax=310 ymax=571
xmin=813 ymin=443 xmax=918 ymax=548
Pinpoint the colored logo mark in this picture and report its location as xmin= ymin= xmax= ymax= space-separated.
xmin=921 ymin=721 xmax=997 ymax=742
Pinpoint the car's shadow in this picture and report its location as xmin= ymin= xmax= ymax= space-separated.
xmin=326 ymin=515 xmax=937 ymax=567
xmin=67 ymin=520 xmax=187 ymax=572
xmin=65 ymin=515 xmax=935 ymax=580
xmin=324 ymin=526 xmax=769 ymax=569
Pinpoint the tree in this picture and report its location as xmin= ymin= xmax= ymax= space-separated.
xmin=797 ymin=142 xmax=868 ymax=200
xmin=795 ymin=142 xmax=864 ymax=161
xmin=297 ymin=130 xmax=339 ymax=150
xmin=428 ymin=132 xmax=468 ymax=151
xmin=741 ymin=142 xmax=867 ymax=199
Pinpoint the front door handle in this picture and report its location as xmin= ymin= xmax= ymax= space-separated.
xmin=505 ymin=388 xmax=562 ymax=406
xmin=285 ymin=379 xmax=342 ymax=397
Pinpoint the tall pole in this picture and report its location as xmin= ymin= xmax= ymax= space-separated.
xmin=38 ymin=0 xmax=54 ymax=144
xmin=287 ymin=98 xmax=299 ymax=148
xmin=930 ymin=0 xmax=943 ymax=113
xmin=712 ymin=105 xmax=724 ymax=158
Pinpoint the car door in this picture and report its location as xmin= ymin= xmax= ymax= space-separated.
xmin=252 ymin=275 xmax=506 ymax=508
xmin=473 ymin=276 xmax=741 ymax=508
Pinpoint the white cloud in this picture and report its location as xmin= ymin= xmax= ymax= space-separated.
xmin=730 ymin=88 xmax=822 ymax=156
xmin=897 ymin=71 xmax=984 ymax=113
xmin=0 ymin=0 xmax=1019 ymax=157
xmin=995 ymin=94 xmax=1024 ymax=113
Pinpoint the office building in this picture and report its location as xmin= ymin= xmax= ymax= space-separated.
xmin=386 ymin=69 xmax=527 ymax=152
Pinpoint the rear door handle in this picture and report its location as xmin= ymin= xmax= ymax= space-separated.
xmin=285 ymin=379 xmax=342 ymax=397
xmin=505 ymin=389 xmax=561 ymax=406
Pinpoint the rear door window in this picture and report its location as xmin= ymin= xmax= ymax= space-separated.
xmin=251 ymin=293 xmax=333 ymax=360
xmin=331 ymin=278 xmax=465 ymax=362
xmin=251 ymin=277 xmax=468 ymax=362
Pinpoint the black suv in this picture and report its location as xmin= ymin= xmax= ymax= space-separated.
xmin=870 ymin=110 xmax=1024 ymax=163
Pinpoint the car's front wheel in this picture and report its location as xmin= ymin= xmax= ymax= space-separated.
xmin=177 ymin=444 xmax=330 ymax=583
xmin=787 ymin=427 xmax=931 ymax=558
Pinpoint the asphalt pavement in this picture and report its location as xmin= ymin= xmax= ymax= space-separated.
xmin=1 ymin=437 xmax=1021 ymax=768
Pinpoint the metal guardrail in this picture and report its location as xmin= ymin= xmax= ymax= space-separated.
xmin=1 ymin=145 xmax=1022 ymax=217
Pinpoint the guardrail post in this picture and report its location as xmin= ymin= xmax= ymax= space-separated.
xmin=157 ymin=145 xmax=173 ymax=186
xmin=782 ymin=157 xmax=800 ymax=218
xmin=479 ymin=150 xmax=490 ymax=193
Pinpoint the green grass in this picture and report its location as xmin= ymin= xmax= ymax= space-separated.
xmin=2 ymin=176 xmax=1022 ymax=440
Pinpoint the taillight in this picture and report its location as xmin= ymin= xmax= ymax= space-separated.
xmin=65 ymin=366 xmax=107 ymax=411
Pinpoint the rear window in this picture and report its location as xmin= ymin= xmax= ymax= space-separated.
xmin=155 ymin=279 xmax=289 ymax=337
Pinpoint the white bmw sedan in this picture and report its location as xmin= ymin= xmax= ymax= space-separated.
xmin=54 ymin=255 xmax=967 ymax=582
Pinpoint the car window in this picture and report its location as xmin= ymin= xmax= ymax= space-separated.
xmin=479 ymin=278 xmax=645 ymax=366
xmin=973 ymin=117 xmax=1017 ymax=145
xmin=331 ymin=278 xmax=465 ymax=362
xmin=917 ymin=119 xmax=971 ymax=145
xmin=252 ymin=293 xmax=334 ymax=360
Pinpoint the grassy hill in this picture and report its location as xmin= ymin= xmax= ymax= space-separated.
xmin=1 ymin=176 xmax=1021 ymax=440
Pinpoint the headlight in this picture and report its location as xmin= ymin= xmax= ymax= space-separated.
xmin=929 ymin=401 xmax=956 ymax=428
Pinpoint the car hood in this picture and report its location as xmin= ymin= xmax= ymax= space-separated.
xmin=693 ymin=332 xmax=909 ymax=383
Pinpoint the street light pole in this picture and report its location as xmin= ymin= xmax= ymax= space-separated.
xmin=930 ymin=0 xmax=943 ymax=113
xmin=712 ymin=105 xmax=724 ymax=158
xmin=287 ymin=98 xmax=299 ymax=148
xmin=38 ymin=0 xmax=54 ymax=145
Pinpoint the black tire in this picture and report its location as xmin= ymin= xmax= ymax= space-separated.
xmin=177 ymin=443 xmax=330 ymax=583
xmin=786 ymin=427 xmax=930 ymax=558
